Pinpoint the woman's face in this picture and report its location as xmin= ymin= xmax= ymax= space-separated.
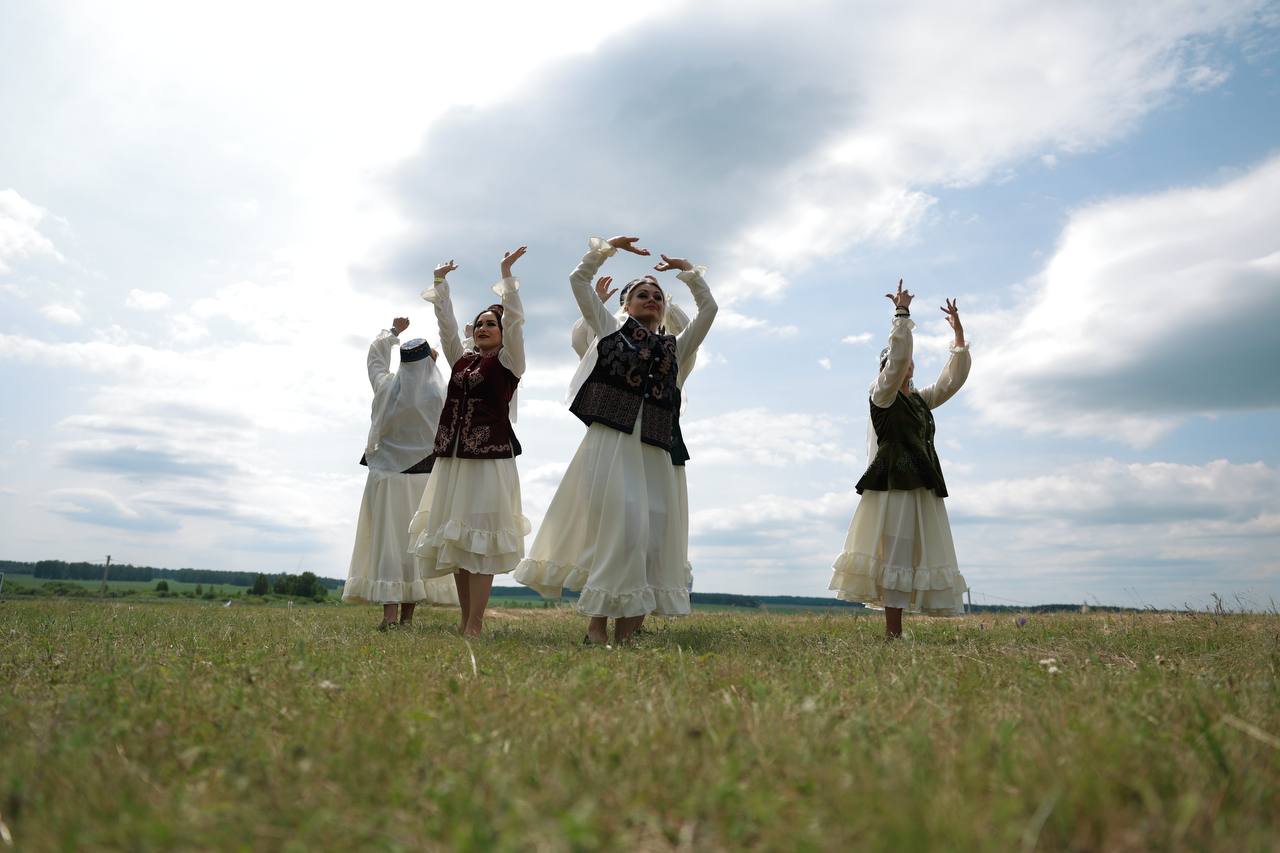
xmin=473 ymin=312 xmax=502 ymax=350
xmin=625 ymin=277 xmax=665 ymax=325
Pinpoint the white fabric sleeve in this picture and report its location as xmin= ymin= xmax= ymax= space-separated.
xmin=420 ymin=278 xmax=464 ymax=368
xmin=493 ymin=276 xmax=525 ymax=377
xmin=675 ymin=266 xmax=717 ymax=379
xmin=870 ymin=315 xmax=914 ymax=409
xmin=918 ymin=345 xmax=971 ymax=410
xmin=570 ymin=317 xmax=593 ymax=358
xmin=367 ymin=329 xmax=398 ymax=392
xmin=571 ymin=238 xmax=621 ymax=339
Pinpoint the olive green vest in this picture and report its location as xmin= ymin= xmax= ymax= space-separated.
xmin=855 ymin=391 xmax=948 ymax=497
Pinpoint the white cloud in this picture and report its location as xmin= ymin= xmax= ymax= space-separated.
xmin=1185 ymin=64 xmax=1232 ymax=90
xmin=40 ymin=304 xmax=82 ymax=325
xmin=683 ymin=407 xmax=858 ymax=468
xmin=125 ymin=289 xmax=172 ymax=311
xmin=0 ymin=188 xmax=63 ymax=273
xmin=817 ymin=357 xmax=831 ymax=370
xmin=841 ymin=333 xmax=873 ymax=345
xmin=969 ymin=154 xmax=1280 ymax=444
xmin=714 ymin=309 xmax=799 ymax=337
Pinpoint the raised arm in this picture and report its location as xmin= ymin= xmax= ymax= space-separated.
xmin=494 ymin=246 xmax=527 ymax=377
xmin=656 ymin=255 xmax=717 ymax=382
xmin=571 ymin=276 xmax=618 ymax=357
xmin=918 ymin=298 xmax=971 ymax=409
xmin=367 ymin=318 xmax=407 ymax=391
xmin=870 ymin=279 xmax=914 ymax=409
xmin=421 ymin=261 xmax=464 ymax=367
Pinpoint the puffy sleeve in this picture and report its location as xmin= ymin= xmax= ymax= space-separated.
xmin=570 ymin=317 xmax=593 ymax=358
xmin=571 ymin=238 xmax=622 ymax=339
xmin=421 ymin=278 xmax=464 ymax=367
xmin=870 ymin=314 xmax=914 ymax=409
xmin=367 ymin=329 xmax=398 ymax=392
xmin=675 ymin=266 xmax=717 ymax=383
xmin=493 ymin=276 xmax=525 ymax=377
xmin=918 ymin=345 xmax=971 ymax=409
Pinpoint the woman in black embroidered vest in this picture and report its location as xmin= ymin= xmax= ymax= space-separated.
xmin=408 ymin=249 xmax=532 ymax=638
xmin=344 ymin=318 xmax=458 ymax=628
xmin=829 ymin=279 xmax=971 ymax=638
xmin=514 ymin=235 xmax=717 ymax=645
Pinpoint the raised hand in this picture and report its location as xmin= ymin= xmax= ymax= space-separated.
xmin=653 ymin=253 xmax=692 ymax=273
xmin=501 ymin=246 xmax=527 ymax=278
xmin=434 ymin=259 xmax=458 ymax=279
xmin=885 ymin=278 xmax=913 ymax=310
xmin=607 ymin=235 xmax=651 ymax=256
xmin=391 ymin=317 xmax=409 ymax=335
xmin=941 ymin=298 xmax=964 ymax=345
xmin=594 ymin=275 xmax=618 ymax=303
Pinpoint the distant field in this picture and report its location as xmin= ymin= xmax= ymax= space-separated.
xmin=0 ymin=572 xmax=237 ymax=595
xmin=1 ymin=600 xmax=1276 ymax=850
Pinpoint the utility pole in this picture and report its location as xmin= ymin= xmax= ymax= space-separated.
xmin=966 ymin=588 xmax=972 ymax=614
xmin=100 ymin=554 xmax=111 ymax=596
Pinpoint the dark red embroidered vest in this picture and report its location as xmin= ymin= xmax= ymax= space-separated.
xmin=432 ymin=351 xmax=521 ymax=459
xmin=570 ymin=318 xmax=686 ymax=461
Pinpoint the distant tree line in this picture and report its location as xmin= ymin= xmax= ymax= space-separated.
xmin=3 ymin=559 xmax=342 ymax=591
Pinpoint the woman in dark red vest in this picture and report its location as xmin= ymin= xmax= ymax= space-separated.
xmin=408 ymin=248 xmax=531 ymax=637
xmin=514 ymin=235 xmax=717 ymax=645
xmin=829 ymin=279 xmax=971 ymax=638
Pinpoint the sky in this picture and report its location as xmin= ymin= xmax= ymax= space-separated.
xmin=1 ymin=0 xmax=1278 ymax=609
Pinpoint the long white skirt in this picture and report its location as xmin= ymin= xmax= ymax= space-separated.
xmin=408 ymin=456 xmax=530 ymax=578
xmin=829 ymin=487 xmax=967 ymax=616
xmin=343 ymin=469 xmax=459 ymax=605
xmin=514 ymin=422 xmax=691 ymax=618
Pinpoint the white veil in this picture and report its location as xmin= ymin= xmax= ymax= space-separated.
xmin=365 ymin=349 xmax=448 ymax=473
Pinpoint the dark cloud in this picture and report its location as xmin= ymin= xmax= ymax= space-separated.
xmin=47 ymin=490 xmax=181 ymax=533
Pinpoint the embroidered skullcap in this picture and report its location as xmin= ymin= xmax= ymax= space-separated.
xmin=400 ymin=338 xmax=433 ymax=363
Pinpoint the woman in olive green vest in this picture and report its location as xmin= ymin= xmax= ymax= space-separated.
xmin=829 ymin=279 xmax=971 ymax=638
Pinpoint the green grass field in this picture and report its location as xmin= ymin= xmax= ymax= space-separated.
xmin=1 ymin=600 xmax=1276 ymax=851
xmin=1 ymin=572 xmax=231 ymax=595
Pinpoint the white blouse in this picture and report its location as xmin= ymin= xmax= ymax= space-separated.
xmin=421 ymin=275 xmax=526 ymax=378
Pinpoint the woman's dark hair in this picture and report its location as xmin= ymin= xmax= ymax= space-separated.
xmin=472 ymin=303 xmax=504 ymax=333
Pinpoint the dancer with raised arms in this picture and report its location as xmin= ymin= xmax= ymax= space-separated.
xmin=515 ymin=235 xmax=717 ymax=645
xmin=830 ymin=279 xmax=971 ymax=638
xmin=343 ymin=317 xmax=458 ymax=629
xmin=408 ymin=248 xmax=531 ymax=637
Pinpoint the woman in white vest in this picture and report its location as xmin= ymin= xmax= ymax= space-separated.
xmin=515 ymin=236 xmax=716 ymax=645
xmin=343 ymin=318 xmax=458 ymax=630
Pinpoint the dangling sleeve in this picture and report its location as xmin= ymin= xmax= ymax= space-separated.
xmin=493 ymin=276 xmax=525 ymax=378
xmin=570 ymin=317 xmax=593 ymax=358
xmin=918 ymin=344 xmax=972 ymax=409
xmin=421 ymin=278 xmax=464 ymax=368
xmin=675 ymin=266 xmax=717 ymax=384
xmin=870 ymin=313 xmax=914 ymax=409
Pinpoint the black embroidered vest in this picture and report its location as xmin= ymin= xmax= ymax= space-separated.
xmin=433 ymin=351 xmax=521 ymax=460
xmin=570 ymin=318 xmax=685 ymax=460
xmin=855 ymin=391 xmax=948 ymax=497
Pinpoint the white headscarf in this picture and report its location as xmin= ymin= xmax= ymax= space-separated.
xmin=365 ymin=341 xmax=448 ymax=473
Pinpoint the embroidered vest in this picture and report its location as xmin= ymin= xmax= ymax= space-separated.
xmin=855 ymin=391 xmax=948 ymax=497
xmin=570 ymin=318 xmax=685 ymax=459
xmin=432 ymin=351 xmax=521 ymax=460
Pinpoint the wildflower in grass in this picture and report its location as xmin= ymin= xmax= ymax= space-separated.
xmin=1016 ymin=617 xmax=1028 ymax=627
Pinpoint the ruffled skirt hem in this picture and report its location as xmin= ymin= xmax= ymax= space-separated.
xmin=829 ymin=551 xmax=967 ymax=616
xmin=341 ymin=575 xmax=458 ymax=605
xmin=410 ymin=517 xmax=529 ymax=578
xmin=512 ymin=558 xmax=693 ymax=618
